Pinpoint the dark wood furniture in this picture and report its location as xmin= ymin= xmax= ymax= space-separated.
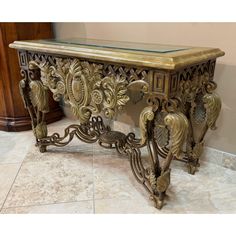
xmin=0 ymin=23 xmax=63 ymax=131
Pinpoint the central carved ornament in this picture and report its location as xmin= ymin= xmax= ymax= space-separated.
xmin=29 ymin=58 xmax=130 ymax=123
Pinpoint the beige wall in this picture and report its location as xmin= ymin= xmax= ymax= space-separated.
xmin=53 ymin=23 xmax=236 ymax=154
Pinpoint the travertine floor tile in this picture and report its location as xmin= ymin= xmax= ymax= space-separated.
xmin=0 ymin=131 xmax=33 ymax=164
xmin=0 ymin=163 xmax=21 ymax=208
xmin=1 ymin=117 xmax=236 ymax=213
xmin=94 ymin=159 xmax=236 ymax=213
xmin=94 ymin=177 xmax=142 ymax=201
xmin=1 ymin=200 xmax=93 ymax=214
xmin=93 ymin=155 xmax=130 ymax=179
xmin=95 ymin=198 xmax=158 ymax=214
xmin=4 ymin=155 xmax=93 ymax=208
xmin=93 ymin=154 xmax=148 ymax=201
xmin=24 ymin=143 xmax=93 ymax=163
xmin=93 ymin=145 xmax=118 ymax=157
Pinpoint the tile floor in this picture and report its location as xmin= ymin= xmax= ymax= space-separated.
xmin=0 ymin=118 xmax=236 ymax=213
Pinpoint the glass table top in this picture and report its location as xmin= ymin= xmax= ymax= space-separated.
xmin=10 ymin=38 xmax=224 ymax=70
xmin=40 ymin=38 xmax=191 ymax=54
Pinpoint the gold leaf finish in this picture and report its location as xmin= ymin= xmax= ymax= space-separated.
xmin=34 ymin=122 xmax=48 ymax=139
xmin=164 ymin=112 xmax=189 ymax=159
xmin=192 ymin=142 xmax=204 ymax=158
xmin=149 ymin=169 xmax=170 ymax=194
xmin=127 ymin=80 xmax=149 ymax=93
xmin=29 ymin=58 xmax=131 ymax=123
xmin=156 ymin=169 xmax=171 ymax=193
xmin=203 ymin=92 xmax=221 ymax=130
xmin=29 ymin=80 xmax=49 ymax=113
xmin=102 ymin=74 xmax=129 ymax=119
xmin=14 ymin=40 xmax=223 ymax=210
xmin=154 ymin=111 xmax=169 ymax=148
xmin=10 ymin=40 xmax=225 ymax=70
xmin=139 ymin=106 xmax=155 ymax=145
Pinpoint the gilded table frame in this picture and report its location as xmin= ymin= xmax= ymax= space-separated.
xmin=13 ymin=43 xmax=223 ymax=209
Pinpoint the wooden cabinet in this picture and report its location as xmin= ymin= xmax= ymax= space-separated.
xmin=0 ymin=23 xmax=63 ymax=131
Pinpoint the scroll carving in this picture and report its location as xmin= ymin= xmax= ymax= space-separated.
xmin=139 ymin=106 xmax=155 ymax=145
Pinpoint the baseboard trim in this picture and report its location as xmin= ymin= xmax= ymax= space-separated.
xmin=202 ymin=147 xmax=236 ymax=171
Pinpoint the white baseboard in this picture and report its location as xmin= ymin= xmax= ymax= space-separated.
xmin=202 ymin=146 xmax=236 ymax=170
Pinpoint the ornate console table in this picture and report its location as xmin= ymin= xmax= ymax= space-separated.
xmin=10 ymin=38 xmax=224 ymax=209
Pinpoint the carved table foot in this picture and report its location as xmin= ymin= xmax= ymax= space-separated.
xmin=152 ymin=195 xmax=165 ymax=209
xmin=149 ymin=168 xmax=171 ymax=209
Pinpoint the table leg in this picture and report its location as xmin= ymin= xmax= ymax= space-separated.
xmin=150 ymin=110 xmax=189 ymax=208
xmin=119 ymin=105 xmax=189 ymax=209
xmin=186 ymin=91 xmax=221 ymax=174
xmin=19 ymin=68 xmax=49 ymax=153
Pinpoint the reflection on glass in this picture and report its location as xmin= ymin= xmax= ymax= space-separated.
xmin=39 ymin=38 xmax=190 ymax=53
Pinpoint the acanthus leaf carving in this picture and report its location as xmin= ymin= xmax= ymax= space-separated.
xmin=139 ymin=106 xmax=155 ymax=145
xmin=164 ymin=112 xmax=189 ymax=159
xmin=29 ymin=80 xmax=49 ymax=113
xmin=29 ymin=57 xmax=140 ymax=124
xmin=102 ymin=74 xmax=129 ymax=118
xmin=203 ymin=92 xmax=221 ymax=130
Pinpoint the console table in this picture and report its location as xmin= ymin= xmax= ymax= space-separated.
xmin=10 ymin=38 xmax=224 ymax=209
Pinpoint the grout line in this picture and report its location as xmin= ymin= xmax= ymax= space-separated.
xmin=22 ymin=153 xmax=94 ymax=165
xmin=0 ymin=160 xmax=24 ymax=212
xmin=1 ymin=189 xmax=137 ymax=211
xmin=92 ymin=143 xmax=96 ymax=214
xmin=1 ymin=198 xmax=94 ymax=211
